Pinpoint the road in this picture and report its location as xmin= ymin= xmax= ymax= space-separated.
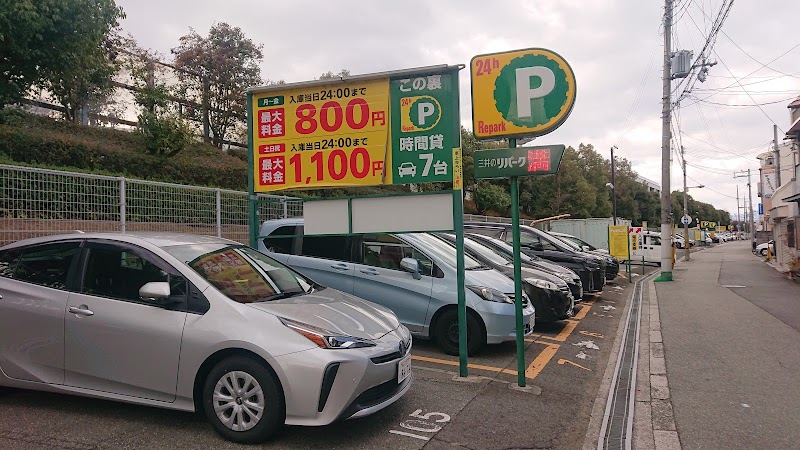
xmin=0 ymin=271 xmax=655 ymax=449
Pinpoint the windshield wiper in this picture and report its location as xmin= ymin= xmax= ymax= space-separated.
xmin=465 ymin=265 xmax=491 ymax=270
xmin=262 ymin=290 xmax=305 ymax=301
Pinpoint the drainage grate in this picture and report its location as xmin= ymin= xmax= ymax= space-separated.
xmin=597 ymin=272 xmax=653 ymax=450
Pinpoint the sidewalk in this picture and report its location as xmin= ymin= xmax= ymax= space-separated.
xmin=634 ymin=241 xmax=800 ymax=449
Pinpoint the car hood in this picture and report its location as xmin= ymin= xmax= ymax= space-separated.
xmin=496 ymin=264 xmax=567 ymax=287
xmin=246 ymin=287 xmax=400 ymax=340
xmin=465 ymin=267 xmax=516 ymax=294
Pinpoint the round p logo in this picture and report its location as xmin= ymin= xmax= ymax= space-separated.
xmin=401 ymin=96 xmax=442 ymax=132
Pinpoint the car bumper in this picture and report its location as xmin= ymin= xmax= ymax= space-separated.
xmin=276 ymin=327 xmax=413 ymax=427
xmin=476 ymin=301 xmax=535 ymax=344
xmin=526 ymin=285 xmax=572 ymax=322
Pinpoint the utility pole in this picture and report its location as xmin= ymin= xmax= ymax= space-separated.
xmin=774 ymin=124 xmax=782 ymax=187
xmin=736 ymin=185 xmax=740 ymax=230
xmin=611 ymin=146 xmax=618 ymax=225
xmin=682 ymin=147 xmax=690 ymax=261
xmin=735 ymin=170 xmax=756 ymax=249
xmin=658 ymin=0 xmax=675 ymax=281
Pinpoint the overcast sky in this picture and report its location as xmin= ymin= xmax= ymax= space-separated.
xmin=117 ymin=0 xmax=800 ymax=220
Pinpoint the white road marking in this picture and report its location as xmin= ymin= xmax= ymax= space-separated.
xmin=601 ymin=305 xmax=617 ymax=311
xmin=576 ymin=351 xmax=590 ymax=360
xmin=389 ymin=430 xmax=430 ymax=440
xmin=723 ymin=285 xmax=747 ymax=288
xmin=574 ymin=340 xmax=600 ymax=350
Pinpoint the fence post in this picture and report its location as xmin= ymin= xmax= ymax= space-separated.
xmin=120 ymin=178 xmax=126 ymax=233
xmin=202 ymin=75 xmax=211 ymax=143
xmin=216 ymin=189 xmax=222 ymax=237
xmin=282 ymin=196 xmax=288 ymax=218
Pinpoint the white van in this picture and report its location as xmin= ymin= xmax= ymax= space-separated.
xmin=630 ymin=230 xmax=663 ymax=265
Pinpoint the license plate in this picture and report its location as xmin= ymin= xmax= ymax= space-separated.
xmin=397 ymin=353 xmax=412 ymax=383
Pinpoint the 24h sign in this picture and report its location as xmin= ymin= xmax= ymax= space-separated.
xmin=470 ymin=48 xmax=576 ymax=139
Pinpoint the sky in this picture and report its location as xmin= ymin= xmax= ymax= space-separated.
xmin=116 ymin=0 xmax=800 ymax=220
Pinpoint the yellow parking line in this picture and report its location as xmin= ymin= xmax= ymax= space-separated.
xmin=573 ymin=304 xmax=592 ymax=320
xmin=525 ymin=343 xmax=559 ymax=380
xmin=411 ymin=355 xmax=518 ymax=376
xmin=539 ymin=319 xmax=578 ymax=342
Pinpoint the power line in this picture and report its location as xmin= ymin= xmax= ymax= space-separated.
xmin=688 ymin=95 xmax=798 ymax=107
xmin=688 ymin=175 xmax=737 ymax=198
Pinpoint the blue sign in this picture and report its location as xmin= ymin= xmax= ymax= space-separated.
xmin=758 ymin=203 xmax=764 ymax=215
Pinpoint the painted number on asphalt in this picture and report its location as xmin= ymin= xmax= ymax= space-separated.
xmin=389 ymin=409 xmax=451 ymax=441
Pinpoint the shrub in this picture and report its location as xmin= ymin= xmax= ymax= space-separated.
xmin=136 ymin=112 xmax=194 ymax=157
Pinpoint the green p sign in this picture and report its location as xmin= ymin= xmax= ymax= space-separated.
xmin=474 ymin=145 xmax=565 ymax=179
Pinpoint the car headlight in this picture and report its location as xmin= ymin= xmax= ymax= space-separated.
xmin=467 ymin=285 xmax=513 ymax=304
xmin=280 ymin=317 xmax=376 ymax=349
xmin=525 ymin=278 xmax=560 ymax=291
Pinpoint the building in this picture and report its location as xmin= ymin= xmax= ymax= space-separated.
xmin=767 ymin=96 xmax=800 ymax=273
xmin=635 ymin=175 xmax=661 ymax=195
xmin=757 ymin=142 xmax=794 ymax=232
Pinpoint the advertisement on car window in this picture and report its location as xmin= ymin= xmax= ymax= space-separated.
xmin=190 ymin=249 xmax=275 ymax=302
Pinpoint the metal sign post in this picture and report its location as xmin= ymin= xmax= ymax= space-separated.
xmin=470 ymin=48 xmax=575 ymax=388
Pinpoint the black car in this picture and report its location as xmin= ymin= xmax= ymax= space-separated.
xmin=464 ymin=222 xmax=607 ymax=295
xmin=435 ymin=233 xmax=574 ymax=321
xmin=466 ymin=233 xmax=584 ymax=301
xmin=548 ymin=231 xmax=620 ymax=280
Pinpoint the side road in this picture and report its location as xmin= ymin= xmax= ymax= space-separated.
xmin=635 ymin=241 xmax=800 ymax=449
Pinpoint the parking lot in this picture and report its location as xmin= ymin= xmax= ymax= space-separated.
xmin=0 ymin=270 xmax=654 ymax=450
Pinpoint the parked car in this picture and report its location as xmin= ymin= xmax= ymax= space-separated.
xmin=672 ymin=233 xmax=694 ymax=249
xmin=464 ymin=222 xmax=607 ymax=294
xmin=259 ymin=219 xmax=535 ymax=355
xmin=0 ymin=233 xmax=413 ymax=444
xmin=547 ymin=231 xmax=619 ymax=281
xmin=466 ymin=233 xmax=584 ymax=301
xmin=434 ymin=233 xmax=575 ymax=321
xmin=755 ymin=240 xmax=775 ymax=256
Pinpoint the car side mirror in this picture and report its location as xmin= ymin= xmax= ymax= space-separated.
xmin=139 ymin=281 xmax=171 ymax=304
xmin=400 ymin=258 xmax=422 ymax=280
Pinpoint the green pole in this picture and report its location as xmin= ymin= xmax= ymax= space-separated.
xmin=454 ymin=189 xmax=468 ymax=377
xmin=509 ymin=138 xmax=526 ymax=387
xmin=247 ymin=92 xmax=258 ymax=249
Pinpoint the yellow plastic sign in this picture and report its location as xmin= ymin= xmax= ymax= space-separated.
xmin=452 ymin=147 xmax=463 ymax=190
xmin=470 ymin=48 xmax=576 ymax=139
xmin=608 ymin=225 xmax=629 ymax=260
xmin=252 ymin=79 xmax=392 ymax=191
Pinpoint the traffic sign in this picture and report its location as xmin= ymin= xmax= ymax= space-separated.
xmin=629 ymin=227 xmax=642 ymax=234
xmin=249 ymin=67 xmax=460 ymax=192
xmin=473 ymin=145 xmax=565 ymax=179
xmin=470 ymin=48 xmax=576 ymax=139
xmin=681 ymin=215 xmax=691 ymax=225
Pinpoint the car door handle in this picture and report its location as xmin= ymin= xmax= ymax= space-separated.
xmin=359 ymin=268 xmax=380 ymax=276
xmin=68 ymin=306 xmax=94 ymax=317
xmin=330 ymin=263 xmax=350 ymax=271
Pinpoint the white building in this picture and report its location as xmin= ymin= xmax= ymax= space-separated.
xmin=768 ymin=96 xmax=800 ymax=273
xmin=635 ymin=175 xmax=661 ymax=195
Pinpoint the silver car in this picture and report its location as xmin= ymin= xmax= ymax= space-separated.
xmin=0 ymin=233 xmax=412 ymax=443
xmin=259 ymin=219 xmax=535 ymax=356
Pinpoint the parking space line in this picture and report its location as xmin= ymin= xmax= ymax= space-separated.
xmin=411 ymin=355 xmax=518 ymax=376
xmin=573 ymin=304 xmax=592 ymax=320
xmin=539 ymin=319 xmax=578 ymax=342
xmin=389 ymin=430 xmax=430 ymax=440
xmin=525 ymin=342 xmax=560 ymax=379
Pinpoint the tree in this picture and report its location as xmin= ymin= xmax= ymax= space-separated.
xmin=319 ymin=69 xmax=351 ymax=79
xmin=474 ymin=181 xmax=511 ymax=215
xmin=0 ymin=0 xmax=124 ymax=115
xmin=172 ymin=23 xmax=263 ymax=148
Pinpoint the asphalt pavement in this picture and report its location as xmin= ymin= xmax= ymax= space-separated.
xmin=651 ymin=241 xmax=800 ymax=449
xmin=0 ymin=274 xmax=647 ymax=449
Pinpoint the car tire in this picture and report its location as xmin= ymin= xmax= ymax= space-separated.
xmin=760 ymin=248 xmax=768 ymax=256
xmin=434 ymin=309 xmax=485 ymax=356
xmin=203 ymin=356 xmax=285 ymax=444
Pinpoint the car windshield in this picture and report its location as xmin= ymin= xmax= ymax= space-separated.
xmin=467 ymin=234 xmax=536 ymax=263
xmin=164 ymin=243 xmax=313 ymax=304
xmin=439 ymin=234 xmax=511 ymax=266
xmin=406 ymin=233 xmax=483 ymax=270
xmin=553 ymin=234 xmax=583 ymax=251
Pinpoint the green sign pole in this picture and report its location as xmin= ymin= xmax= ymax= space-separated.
xmin=509 ymin=138 xmax=526 ymax=387
xmin=246 ymin=92 xmax=258 ymax=248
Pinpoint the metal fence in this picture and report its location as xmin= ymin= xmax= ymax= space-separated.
xmin=0 ymin=164 xmax=302 ymax=246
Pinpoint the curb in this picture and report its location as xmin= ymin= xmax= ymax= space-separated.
xmin=632 ymin=272 xmax=681 ymax=449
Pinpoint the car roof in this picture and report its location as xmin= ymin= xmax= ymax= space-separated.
xmin=1 ymin=232 xmax=238 ymax=250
